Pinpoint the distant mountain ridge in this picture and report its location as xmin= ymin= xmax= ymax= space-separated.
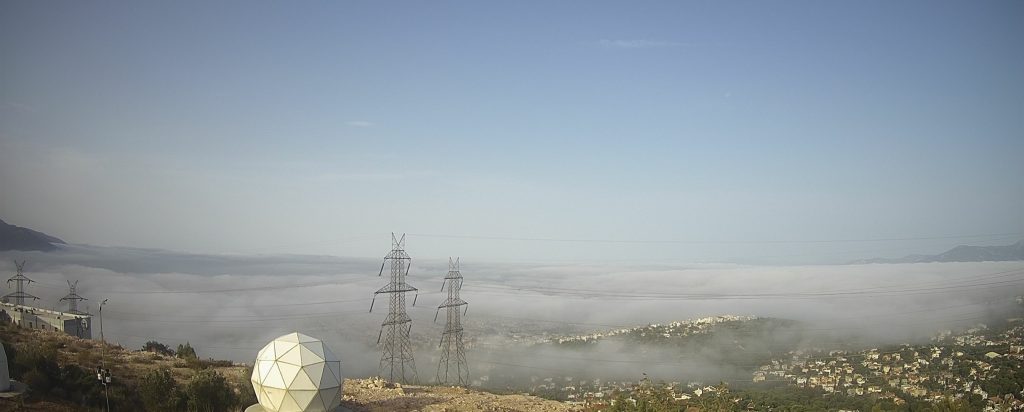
xmin=0 ymin=218 xmax=66 ymax=251
xmin=851 ymin=240 xmax=1024 ymax=264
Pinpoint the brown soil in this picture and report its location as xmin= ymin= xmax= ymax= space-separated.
xmin=341 ymin=377 xmax=582 ymax=412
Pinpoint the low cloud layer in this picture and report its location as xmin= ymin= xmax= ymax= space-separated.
xmin=1 ymin=245 xmax=1021 ymax=382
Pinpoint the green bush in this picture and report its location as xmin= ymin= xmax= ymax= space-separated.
xmin=177 ymin=342 xmax=198 ymax=360
xmin=607 ymin=376 xmax=685 ymax=412
xmin=21 ymin=368 xmax=50 ymax=392
xmin=237 ymin=364 xmax=257 ymax=407
xmin=12 ymin=341 xmax=59 ymax=379
xmin=185 ymin=368 xmax=238 ymax=412
xmin=143 ymin=340 xmax=176 ymax=356
xmin=140 ymin=368 xmax=185 ymax=411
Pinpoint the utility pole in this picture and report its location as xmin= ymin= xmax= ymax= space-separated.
xmin=3 ymin=260 xmax=39 ymax=306
xmin=99 ymin=298 xmax=109 ymax=412
xmin=369 ymin=233 xmax=419 ymax=384
xmin=435 ymin=257 xmax=469 ymax=385
xmin=60 ymin=280 xmax=87 ymax=314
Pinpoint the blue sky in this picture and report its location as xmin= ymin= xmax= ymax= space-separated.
xmin=1 ymin=1 xmax=1022 ymax=263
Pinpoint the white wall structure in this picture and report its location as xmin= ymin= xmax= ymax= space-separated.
xmin=0 ymin=341 xmax=9 ymax=392
xmin=250 ymin=332 xmax=343 ymax=412
xmin=0 ymin=302 xmax=92 ymax=339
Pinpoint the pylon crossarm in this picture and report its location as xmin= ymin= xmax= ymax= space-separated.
xmin=376 ymin=286 xmax=417 ymax=294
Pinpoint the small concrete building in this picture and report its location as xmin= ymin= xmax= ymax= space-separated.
xmin=0 ymin=302 xmax=92 ymax=339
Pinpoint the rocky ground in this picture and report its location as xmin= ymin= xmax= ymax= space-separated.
xmin=341 ymin=377 xmax=581 ymax=412
xmin=0 ymin=326 xmax=580 ymax=412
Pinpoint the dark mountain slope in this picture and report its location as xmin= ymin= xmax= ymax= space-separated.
xmin=0 ymin=218 xmax=65 ymax=251
xmin=851 ymin=240 xmax=1024 ymax=264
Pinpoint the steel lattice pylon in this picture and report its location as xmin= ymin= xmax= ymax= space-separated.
xmin=3 ymin=260 xmax=38 ymax=306
xmin=370 ymin=233 xmax=419 ymax=384
xmin=60 ymin=280 xmax=87 ymax=314
xmin=434 ymin=257 xmax=468 ymax=385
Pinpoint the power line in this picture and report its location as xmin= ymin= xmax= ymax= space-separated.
xmin=34 ymin=275 xmax=373 ymax=295
xmin=35 ymin=265 xmax=1019 ymax=298
xmin=101 ymin=296 xmax=374 ymax=316
xmin=462 ymin=268 xmax=1024 ymax=301
xmin=104 ymin=309 xmax=371 ymax=324
xmin=408 ymin=232 xmax=1023 ymax=245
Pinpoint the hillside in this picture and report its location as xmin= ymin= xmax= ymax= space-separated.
xmin=0 ymin=218 xmax=65 ymax=252
xmin=550 ymin=315 xmax=806 ymax=372
xmin=850 ymin=240 xmax=1024 ymax=264
xmin=0 ymin=323 xmax=577 ymax=412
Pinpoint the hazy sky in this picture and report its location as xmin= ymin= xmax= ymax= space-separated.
xmin=2 ymin=1 xmax=1022 ymax=263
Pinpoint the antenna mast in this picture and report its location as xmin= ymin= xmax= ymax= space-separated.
xmin=369 ymin=233 xmax=419 ymax=383
xmin=60 ymin=280 xmax=88 ymax=314
xmin=435 ymin=257 xmax=469 ymax=385
xmin=4 ymin=260 xmax=39 ymax=306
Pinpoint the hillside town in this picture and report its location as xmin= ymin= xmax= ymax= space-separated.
xmin=552 ymin=315 xmax=758 ymax=345
xmin=472 ymin=314 xmax=1024 ymax=411
xmin=753 ymin=318 xmax=1024 ymax=410
xmin=483 ymin=315 xmax=776 ymax=402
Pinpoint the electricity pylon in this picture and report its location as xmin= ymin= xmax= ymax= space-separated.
xmin=370 ymin=233 xmax=419 ymax=384
xmin=60 ymin=280 xmax=87 ymax=314
xmin=435 ymin=257 xmax=468 ymax=385
xmin=4 ymin=260 xmax=38 ymax=306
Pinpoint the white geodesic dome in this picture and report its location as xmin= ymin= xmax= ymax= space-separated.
xmin=250 ymin=332 xmax=343 ymax=412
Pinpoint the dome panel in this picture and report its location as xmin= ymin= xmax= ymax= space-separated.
xmin=280 ymin=391 xmax=301 ymax=411
xmin=263 ymin=362 xmax=286 ymax=388
xmin=257 ymin=387 xmax=268 ymax=407
xmin=303 ymin=341 xmax=326 ymax=359
xmin=288 ymin=389 xmax=318 ymax=410
xmin=290 ymin=368 xmax=316 ymax=391
xmin=278 ymin=361 xmax=302 ymax=388
xmin=258 ymin=360 xmax=276 ymax=383
xmin=304 ymin=361 xmax=325 ymax=387
xmin=319 ymin=387 xmax=340 ymax=410
xmin=298 ymin=344 xmax=323 ymax=365
xmin=264 ymin=386 xmax=287 ymax=410
xmin=274 ymin=341 xmax=297 ymax=360
xmin=321 ymin=344 xmax=337 ymax=362
xmin=279 ymin=345 xmax=303 ymax=366
xmin=317 ymin=363 xmax=338 ymax=387
xmin=327 ymin=361 xmax=342 ymax=386
xmin=310 ymin=394 xmax=329 ymax=412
